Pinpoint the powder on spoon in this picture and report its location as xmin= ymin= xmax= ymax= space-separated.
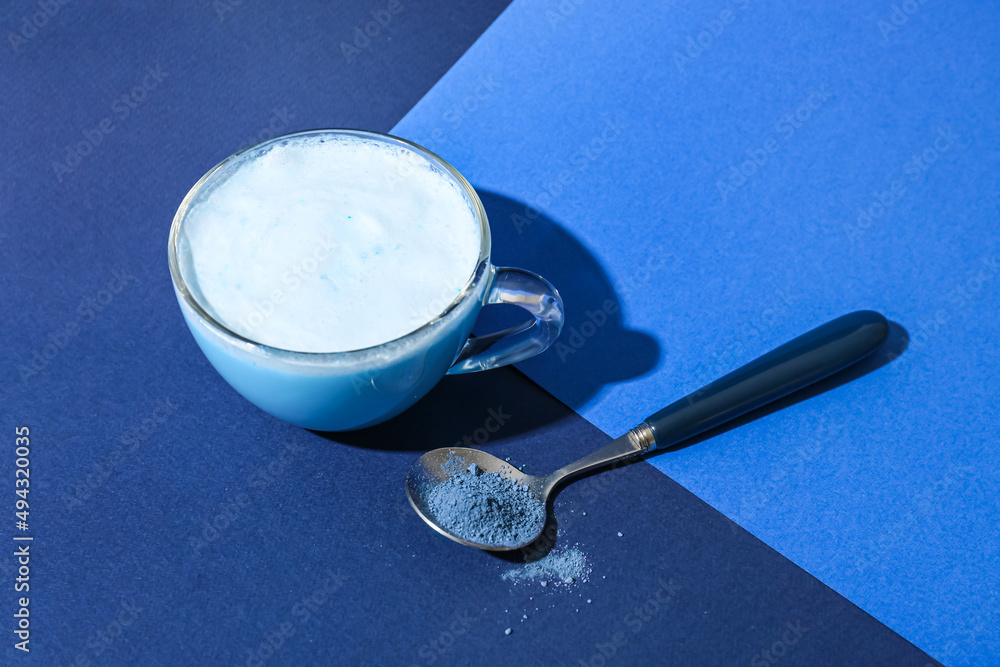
xmin=423 ymin=452 xmax=545 ymax=548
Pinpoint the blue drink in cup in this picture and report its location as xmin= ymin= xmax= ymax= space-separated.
xmin=168 ymin=129 xmax=563 ymax=431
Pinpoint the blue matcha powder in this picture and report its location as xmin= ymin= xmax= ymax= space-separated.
xmin=424 ymin=452 xmax=545 ymax=548
xmin=501 ymin=547 xmax=589 ymax=585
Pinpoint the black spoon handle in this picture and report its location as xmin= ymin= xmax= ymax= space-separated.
xmin=643 ymin=310 xmax=889 ymax=450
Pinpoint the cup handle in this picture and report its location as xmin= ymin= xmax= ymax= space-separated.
xmin=447 ymin=266 xmax=564 ymax=374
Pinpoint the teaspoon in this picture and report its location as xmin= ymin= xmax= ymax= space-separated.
xmin=406 ymin=310 xmax=889 ymax=551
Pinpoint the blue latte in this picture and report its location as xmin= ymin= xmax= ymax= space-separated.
xmin=169 ymin=129 xmax=563 ymax=431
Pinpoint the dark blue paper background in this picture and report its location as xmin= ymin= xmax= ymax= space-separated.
xmin=0 ymin=1 xmax=948 ymax=665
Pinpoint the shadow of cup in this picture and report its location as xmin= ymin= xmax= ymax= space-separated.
xmin=474 ymin=190 xmax=662 ymax=409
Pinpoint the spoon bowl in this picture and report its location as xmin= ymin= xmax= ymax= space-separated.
xmin=405 ymin=447 xmax=551 ymax=551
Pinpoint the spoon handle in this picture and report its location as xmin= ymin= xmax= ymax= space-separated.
xmin=545 ymin=310 xmax=888 ymax=491
xmin=641 ymin=310 xmax=889 ymax=451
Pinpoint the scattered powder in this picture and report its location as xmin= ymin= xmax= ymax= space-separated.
xmin=501 ymin=547 xmax=590 ymax=586
xmin=423 ymin=452 xmax=545 ymax=548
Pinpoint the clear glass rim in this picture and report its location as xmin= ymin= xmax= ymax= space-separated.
xmin=167 ymin=128 xmax=492 ymax=359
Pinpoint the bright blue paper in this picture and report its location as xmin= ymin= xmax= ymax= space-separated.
xmin=393 ymin=0 xmax=1000 ymax=663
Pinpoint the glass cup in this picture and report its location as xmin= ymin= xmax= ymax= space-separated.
xmin=168 ymin=129 xmax=564 ymax=431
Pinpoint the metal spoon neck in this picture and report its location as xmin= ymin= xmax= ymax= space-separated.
xmin=627 ymin=422 xmax=656 ymax=452
xmin=541 ymin=422 xmax=655 ymax=494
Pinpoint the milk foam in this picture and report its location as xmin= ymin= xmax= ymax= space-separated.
xmin=179 ymin=133 xmax=482 ymax=353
